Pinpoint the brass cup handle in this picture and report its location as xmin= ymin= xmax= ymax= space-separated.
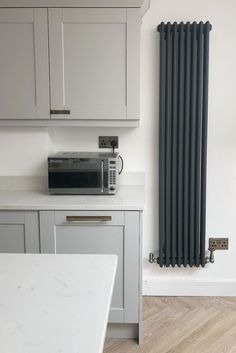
xmin=66 ymin=216 xmax=112 ymax=222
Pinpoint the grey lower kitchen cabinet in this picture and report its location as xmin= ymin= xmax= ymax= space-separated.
xmin=0 ymin=211 xmax=40 ymax=253
xmin=39 ymin=210 xmax=142 ymax=340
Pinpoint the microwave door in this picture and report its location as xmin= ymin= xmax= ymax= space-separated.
xmin=76 ymin=159 xmax=108 ymax=194
xmin=49 ymin=158 xmax=108 ymax=194
xmin=70 ymin=159 xmax=102 ymax=194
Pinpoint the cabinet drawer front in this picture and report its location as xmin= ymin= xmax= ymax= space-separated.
xmin=55 ymin=211 xmax=124 ymax=225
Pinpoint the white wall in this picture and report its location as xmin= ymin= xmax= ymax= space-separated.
xmin=0 ymin=0 xmax=236 ymax=295
xmin=0 ymin=127 xmax=49 ymax=176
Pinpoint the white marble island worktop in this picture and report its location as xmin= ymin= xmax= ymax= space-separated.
xmin=0 ymin=254 xmax=117 ymax=353
xmin=0 ymin=185 xmax=145 ymax=211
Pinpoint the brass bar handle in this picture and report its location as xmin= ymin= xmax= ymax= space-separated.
xmin=66 ymin=216 xmax=112 ymax=222
xmin=50 ymin=109 xmax=70 ymax=115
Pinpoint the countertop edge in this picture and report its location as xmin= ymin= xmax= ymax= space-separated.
xmin=0 ymin=186 xmax=146 ymax=211
xmin=0 ymin=205 xmax=145 ymax=211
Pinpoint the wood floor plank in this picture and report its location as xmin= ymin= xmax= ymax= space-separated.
xmin=104 ymin=297 xmax=236 ymax=353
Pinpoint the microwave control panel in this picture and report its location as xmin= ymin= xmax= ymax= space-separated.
xmin=108 ymin=159 xmax=118 ymax=194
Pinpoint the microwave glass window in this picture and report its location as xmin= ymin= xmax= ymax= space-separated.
xmin=49 ymin=160 xmax=108 ymax=189
xmin=49 ymin=172 xmax=100 ymax=188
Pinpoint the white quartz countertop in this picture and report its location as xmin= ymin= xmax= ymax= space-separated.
xmin=0 ymin=253 xmax=117 ymax=353
xmin=0 ymin=186 xmax=145 ymax=211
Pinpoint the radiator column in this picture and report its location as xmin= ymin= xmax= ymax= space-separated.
xmin=157 ymin=21 xmax=212 ymax=268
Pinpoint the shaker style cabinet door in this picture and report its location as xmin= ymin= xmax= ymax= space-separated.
xmin=40 ymin=210 xmax=141 ymax=324
xmin=0 ymin=211 xmax=40 ymax=253
xmin=0 ymin=9 xmax=50 ymax=119
xmin=48 ymin=8 xmax=140 ymax=120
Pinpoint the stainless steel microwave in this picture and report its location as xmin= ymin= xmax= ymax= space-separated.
xmin=48 ymin=152 xmax=119 ymax=195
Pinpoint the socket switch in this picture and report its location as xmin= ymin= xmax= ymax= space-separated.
xmin=99 ymin=136 xmax=119 ymax=149
xmin=209 ymin=238 xmax=229 ymax=250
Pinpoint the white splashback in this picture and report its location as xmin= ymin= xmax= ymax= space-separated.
xmin=0 ymin=127 xmax=48 ymax=176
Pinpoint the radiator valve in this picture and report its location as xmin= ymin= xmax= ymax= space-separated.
xmin=206 ymin=248 xmax=215 ymax=263
xmin=149 ymin=253 xmax=158 ymax=263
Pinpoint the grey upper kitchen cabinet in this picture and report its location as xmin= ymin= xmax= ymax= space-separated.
xmin=48 ymin=8 xmax=140 ymax=121
xmin=0 ymin=211 xmax=40 ymax=253
xmin=0 ymin=6 xmax=141 ymax=125
xmin=0 ymin=8 xmax=50 ymax=120
xmin=39 ymin=210 xmax=142 ymax=324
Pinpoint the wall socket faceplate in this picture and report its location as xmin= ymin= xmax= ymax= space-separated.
xmin=99 ymin=136 xmax=119 ymax=149
xmin=209 ymin=238 xmax=229 ymax=250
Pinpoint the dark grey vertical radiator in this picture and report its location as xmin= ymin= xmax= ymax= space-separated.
xmin=157 ymin=22 xmax=212 ymax=267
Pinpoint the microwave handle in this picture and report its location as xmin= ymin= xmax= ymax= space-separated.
xmin=101 ymin=160 xmax=104 ymax=193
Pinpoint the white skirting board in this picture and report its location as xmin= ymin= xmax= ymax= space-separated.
xmin=143 ymin=279 xmax=236 ymax=297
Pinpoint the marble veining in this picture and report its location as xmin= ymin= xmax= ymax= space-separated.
xmin=0 ymin=254 xmax=117 ymax=353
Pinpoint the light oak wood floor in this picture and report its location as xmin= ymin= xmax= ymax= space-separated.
xmin=104 ymin=296 xmax=236 ymax=353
